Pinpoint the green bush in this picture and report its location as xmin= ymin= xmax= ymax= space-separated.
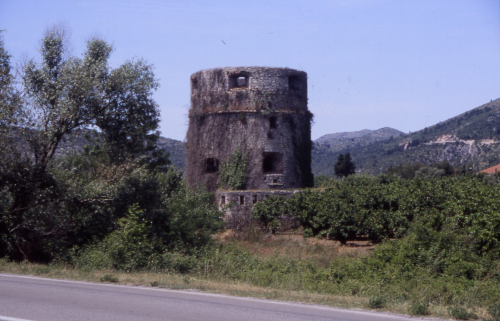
xmin=368 ymin=296 xmax=385 ymax=309
xmin=100 ymin=275 xmax=119 ymax=283
xmin=251 ymin=195 xmax=289 ymax=233
xmin=449 ymin=307 xmax=478 ymax=320
xmin=76 ymin=189 xmax=223 ymax=272
xmin=252 ymin=175 xmax=500 ymax=255
xmin=410 ymin=302 xmax=429 ymax=315
xmin=487 ymin=304 xmax=500 ymax=321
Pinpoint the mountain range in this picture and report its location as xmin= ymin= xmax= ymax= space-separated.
xmin=311 ymin=97 xmax=500 ymax=176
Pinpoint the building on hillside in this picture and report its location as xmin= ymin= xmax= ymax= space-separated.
xmin=479 ymin=164 xmax=500 ymax=175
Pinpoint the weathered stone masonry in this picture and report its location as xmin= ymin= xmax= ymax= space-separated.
xmin=216 ymin=189 xmax=300 ymax=228
xmin=186 ymin=67 xmax=313 ymax=223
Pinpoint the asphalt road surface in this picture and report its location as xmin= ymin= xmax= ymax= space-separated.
xmin=0 ymin=274 xmax=444 ymax=321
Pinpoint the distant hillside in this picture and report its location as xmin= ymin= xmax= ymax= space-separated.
xmin=312 ymin=98 xmax=500 ymax=177
xmin=34 ymin=129 xmax=187 ymax=171
xmin=156 ymin=137 xmax=186 ymax=171
xmin=315 ymin=127 xmax=403 ymax=153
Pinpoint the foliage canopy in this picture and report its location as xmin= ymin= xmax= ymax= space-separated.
xmin=0 ymin=27 xmax=222 ymax=262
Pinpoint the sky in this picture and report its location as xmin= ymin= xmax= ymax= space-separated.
xmin=1 ymin=0 xmax=499 ymax=141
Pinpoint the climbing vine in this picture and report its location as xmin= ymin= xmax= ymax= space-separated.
xmin=254 ymin=90 xmax=272 ymax=115
xmin=218 ymin=148 xmax=249 ymax=190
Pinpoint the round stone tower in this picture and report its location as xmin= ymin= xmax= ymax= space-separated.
xmin=186 ymin=67 xmax=313 ymax=192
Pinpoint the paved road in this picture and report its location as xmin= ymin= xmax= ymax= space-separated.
xmin=0 ymin=274 xmax=443 ymax=321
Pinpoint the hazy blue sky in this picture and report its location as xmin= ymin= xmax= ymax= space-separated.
xmin=1 ymin=0 xmax=499 ymax=141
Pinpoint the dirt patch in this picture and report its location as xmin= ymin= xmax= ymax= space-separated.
xmin=214 ymin=229 xmax=376 ymax=262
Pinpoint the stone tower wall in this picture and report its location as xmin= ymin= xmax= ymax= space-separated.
xmin=189 ymin=67 xmax=307 ymax=115
xmin=186 ymin=67 xmax=313 ymax=192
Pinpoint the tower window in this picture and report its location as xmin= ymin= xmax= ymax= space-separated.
xmin=239 ymin=195 xmax=245 ymax=205
xmin=204 ymin=158 xmax=219 ymax=173
xmin=270 ymin=116 xmax=277 ymax=129
xmin=288 ymin=75 xmax=301 ymax=91
xmin=221 ymin=196 xmax=225 ymax=205
xmin=262 ymin=152 xmax=284 ymax=174
xmin=229 ymin=72 xmax=249 ymax=89
xmin=192 ymin=77 xmax=198 ymax=89
xmin=252 ymin=195 xmax=257 ymax=204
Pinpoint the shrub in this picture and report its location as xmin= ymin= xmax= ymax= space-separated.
xmin=76 ymin=187 xmax=223 ymax=272
xmin=410 ymin=302 xmax=429 ymax=315
xmin=252 ymin=175 xmax=500 ymax=257
xmin=449 ymin=307 xmax=478 ymax=320
xmin=368 ymin=296 xmax=385 ymax=309
xmin=251 ymin=195 xmax=288 ymax=233
xmin=487 ymin=304 xmax=500 ymax=321
xmin=100 ymin=275 xmax=119 ymax=283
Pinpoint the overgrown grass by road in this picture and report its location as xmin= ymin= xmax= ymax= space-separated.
xmin=2 ymin=229 xmax=498 ymax=320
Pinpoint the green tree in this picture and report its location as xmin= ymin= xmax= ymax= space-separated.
xmin=0 ymin=26 xmax=163 ymax=261
xmin=334 ymin=152 xmax=356 ymax=178
xmin=20 ymin=26 xmax=161 ymax=171
xmin=0 ymin=31 xmax=19 ymax=119
xmin=0 ymin=31 xmax=25 ymax=259
xmin=0 ymin=30 xmax=21 ymax=166
xmin=386 ymin=162 xmax=425 ymax=179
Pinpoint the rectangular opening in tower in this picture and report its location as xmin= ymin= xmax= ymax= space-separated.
xmin=204 ymin=158 xmax=219 ymax=173
xmin=229 ymin=72 xmax=249 ymax=89
xmin=262 ymin=152 xmax=284 ymax=174
xmin=239 ymin=195 xmax=245 ymax=205
xmin=270 ymin=116 xmax=277 ymax=129
xmin=288 ymin=75 xmax=301 ymax=91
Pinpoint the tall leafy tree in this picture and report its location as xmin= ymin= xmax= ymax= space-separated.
xmin=0 ymin=31 xmax=16 ymax=114
xmin=334 ymin=152 xmax=356 ymax=178
xmin=0 ymin=30 xmax=21 ymax=154
xmin=0 ymin=26 xmax=163 ymax=261
xmin=20 ymin=26 xmax=161 ymax=171
xmin=334 ymin=154 xmax=345 ymax=178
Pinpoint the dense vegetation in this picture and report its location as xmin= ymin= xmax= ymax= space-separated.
xmin=252 ymin=175 xmax=500 ymax=315
xmin=254 ymin=174 xmax=500 ymax=248
xmin=0 ymin=28 xmax=222 ymax=263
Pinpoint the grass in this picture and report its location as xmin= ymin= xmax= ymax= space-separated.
xmin=215 ymin=228 xmax=374 ymax=262
xmin=409 ymin=302 xmax=430 ymax=316
xmin=0 ymin=258 xmax=366 ymax=308
xmin=0 ymin=229 xmax=496 ymax=320
xmin=368 ymin=296 xmax=385 ymax=309
xmin=100 ymin=274 xmax=119 ymax=283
